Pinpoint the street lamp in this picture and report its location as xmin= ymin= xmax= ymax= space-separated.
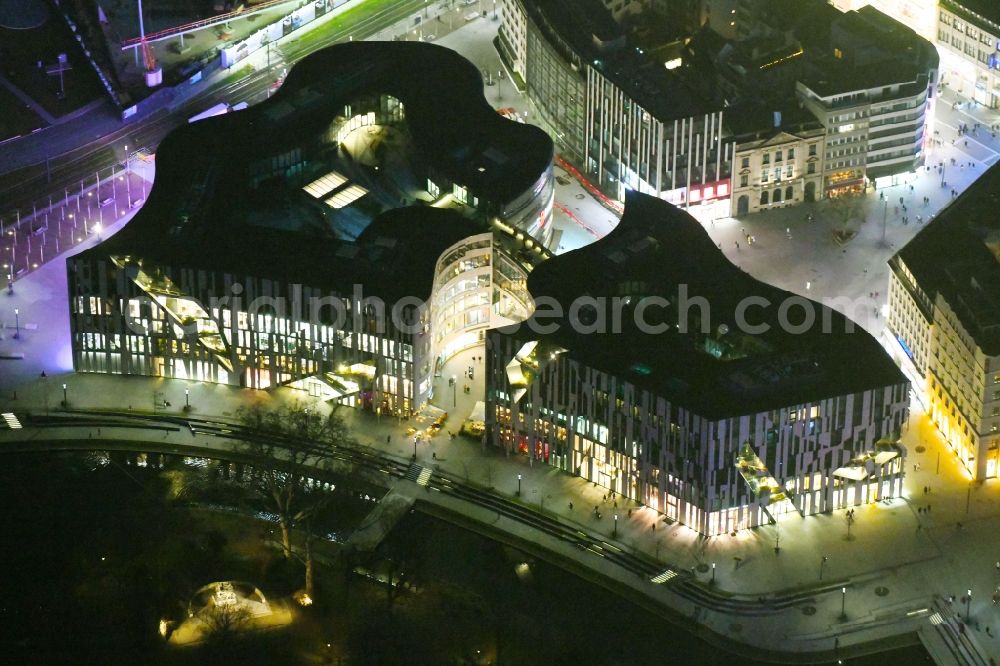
xmin=840 ymin=587 xmax=847 ymax=620
xmin=880 ymin=198 xmax=888 ymax=246
xmin=966 ymin=588 xmax=973 ymax=622
xmin=451 ymin=374 xmax=457 ymax=407
xmin=184 ymin=388 xmax=190 ymax=410
xmin=820 ymin=555 xmax=828 ymax=581
xmin=711 ymin=562 xmax=716 ymax=585
xmin=13 ymin=308 xmax=19 ymax=339
xmin=61 ymin=383 xmax=67 ymax=407
xmin=412 ymin=436 xmax=418 ymax=460
xmin=40 ymin=371 xmax=49 ymax=415
xmin=516 ymin=473 xmax=522 ymax=497
xmin=613 ymin=514 xmax=619 ymax=537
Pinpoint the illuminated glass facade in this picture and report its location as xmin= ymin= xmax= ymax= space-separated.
xmin=486 ymin=191 xmax=909 ymax=536
xmin=67 ymin=42 xmax=554 ymax=414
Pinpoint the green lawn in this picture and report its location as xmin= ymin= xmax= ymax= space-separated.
xmin=0 ymin=86 xmax=45 ymax=141
xmin=286 ymin=0 xmax=423 ymax=52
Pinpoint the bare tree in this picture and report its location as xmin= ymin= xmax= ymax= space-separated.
xmin=200 ymin=602 xmax=252 ymax=642
xmin=236 ymin=400 xmax=355 ymax=596
xmin=828 ymin=190 xmax=865 ymax=234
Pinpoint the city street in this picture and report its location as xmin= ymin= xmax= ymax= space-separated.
xmin=0 ymin=0 xmax=428 ymax=226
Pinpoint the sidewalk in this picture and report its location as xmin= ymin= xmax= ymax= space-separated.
xmin=705 ymin=125 xmax=991 ymax=344
xmin=0 ymin=73 xmax=56 ymax=125
xmin=2 ymin=361 xmax=998 ymax=660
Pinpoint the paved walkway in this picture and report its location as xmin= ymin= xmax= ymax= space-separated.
xmin=1 ymin=367 xmax=996 ymax=661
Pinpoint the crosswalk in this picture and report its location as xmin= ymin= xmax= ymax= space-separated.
xmin=1 ymin=413 xmax=22 ymax=429
xmin=404 ymin=463 xmax=433 ymax=486
xmin=650 ymin=569 xmax=679 ymax=584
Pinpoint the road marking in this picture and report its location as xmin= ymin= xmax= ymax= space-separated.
xmin=935 ymin=120 xmax=998 ymax=159
xmin=1 ymin=412 xmax=21 ymax=429
xmin=416 ymin=467 xmax=432 ymax=486
xmin=651 ymin=569 xmax=679 ymax=584
xmin=929 ymin=612 xmax=944 ymax=625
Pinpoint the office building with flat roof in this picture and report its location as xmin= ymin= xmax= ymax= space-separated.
xmin=487 ymin=192 xmax=908 ymax=535
xmin=887 ymin=162 xmax=1000 ymax=480
xmin=498 ymin=0 xmax=734 ymax=221
xmin=796 ymin=6 xmax=938 ymax=195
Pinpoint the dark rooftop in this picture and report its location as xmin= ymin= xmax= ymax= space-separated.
xmin=527 ymin=0 xmax=719 ymax=121
xmin=505 ymin=191 xmax=906 ymax=419
xmin=76 ymin=42 xmax=553 ymax=301
xmin=799 ymin=6 xmax=938 ymax=97
xmin=725 ymin=101 xmax=822 ymax=139
xmin=894 ymin=162 xmax=1000 ymax=356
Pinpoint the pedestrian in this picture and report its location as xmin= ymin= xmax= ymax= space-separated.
xmin=386 ymin=434 xmax=391 ymax=444
xmin=569 ymin=502 xmax=573 ymax=510
xmin=735 ymin=241 xmax=740 ymax=250
xmin=628 ymin=508 xmax=632 ymax=518
xmin=432 ymin=451 xmax=436 ymax=459
xmin=741 ymin=227 xmax=746 ymax=236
